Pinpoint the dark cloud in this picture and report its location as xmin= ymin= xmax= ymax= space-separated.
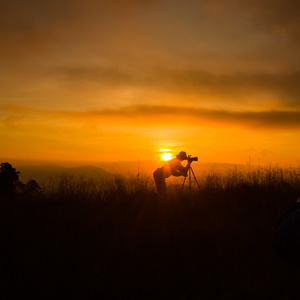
xmin=2 ymin=103 xmax=300 ymax=133
xmin=243 ymin=0 xmax=300 ymax=38
xmin=206 ymin=0 xmax=300 ymax=38
xmin=56 ymin=105 xmax=300 ymax=129
xmin=46 ymin=65 xmax=300 ymax=107
xmin=0 ymin=0 xmax=77 ymax=59
xmin=161 ymin=69 xmax=300 ymax=107
xmin=0 ymin=0 xmax=156 ymax=62
xmin=1 ymin=0 xmax=299 ymax=112
xmin=2 ymin=63 xmax=300 ymax=110
xmin=49 ymin=66 xmax=137 ymax=87
xmin=2 ymin=0 xmax=298 ymax=65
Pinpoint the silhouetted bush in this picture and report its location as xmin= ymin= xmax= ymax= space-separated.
xmin=16 ymin=179 xmax=43 ymax=200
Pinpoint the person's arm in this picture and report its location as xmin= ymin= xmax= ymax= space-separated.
xmin=172 ymin=171 xmax=183 ymax=177
xmin=175 ymin=161 xmax=191 ymax=176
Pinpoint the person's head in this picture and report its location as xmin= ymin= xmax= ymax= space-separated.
xmin=176 ymin=151 xmax=188 ymax=161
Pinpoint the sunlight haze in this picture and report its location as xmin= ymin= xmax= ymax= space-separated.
xmin=161 ymin=153 xmax=172 ymax=161
xmin=1 ymin=0 xmax=300 ymax=166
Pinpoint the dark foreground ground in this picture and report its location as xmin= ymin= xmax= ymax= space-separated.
xmin=1 ymin=185 xmax=300 ymax=299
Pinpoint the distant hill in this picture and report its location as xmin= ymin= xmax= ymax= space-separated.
xmin=15 ymin=164 xmax=112 ymax=185
xmin=1 ymin=158 xmax=251 ymax=186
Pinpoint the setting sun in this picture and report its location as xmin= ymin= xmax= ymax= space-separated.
xmin=161 ymin=153 xmax=172 ymax=161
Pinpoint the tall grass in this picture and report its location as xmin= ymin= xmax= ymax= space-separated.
xmin=28 ymin=165 xmax=300 ymax=203
xmin=38 ymin=173 xmax=155 ymax=202
xmin=8 ymin=165 xmax=300 ymax=298
xmin=197 ymin=165 xmax=300 ymax=190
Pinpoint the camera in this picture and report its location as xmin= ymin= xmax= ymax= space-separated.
xmin=188 ymin=155 xmax=198 ymax=163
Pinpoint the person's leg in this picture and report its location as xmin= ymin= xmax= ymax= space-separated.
xmin=159 ymin=178 xmax=167 ymax=198
xmin=153 ymin=169 xmax=160 ymax=193
xmin=153 ymin=169 xmax=167 ymax=198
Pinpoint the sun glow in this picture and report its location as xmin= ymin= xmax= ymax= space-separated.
xmin=161 ymin=152 xmax=172 ymax=161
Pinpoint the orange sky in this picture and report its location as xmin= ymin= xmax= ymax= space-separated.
xmin=1 ymin=0 xmax=300 ymax=166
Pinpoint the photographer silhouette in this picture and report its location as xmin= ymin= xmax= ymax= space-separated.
xmin=153 ymin=151 xmax=191 ymax=197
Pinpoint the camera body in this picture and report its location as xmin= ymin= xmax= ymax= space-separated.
xmin=188 ymin=155 xmax=198 ymax=163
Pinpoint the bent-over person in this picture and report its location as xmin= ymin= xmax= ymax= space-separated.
xmin=153 ymin=151 xmax=191 ymax=197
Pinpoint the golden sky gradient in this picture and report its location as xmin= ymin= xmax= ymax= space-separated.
xmin=1 ymin=0 xmax=300 ymax=165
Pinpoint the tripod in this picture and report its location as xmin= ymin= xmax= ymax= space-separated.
xmin=182 ymin=166 xmax=200 ymax=191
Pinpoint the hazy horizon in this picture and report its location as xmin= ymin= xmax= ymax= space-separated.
xmin=3 ymin=157 xmax=299 ymax=186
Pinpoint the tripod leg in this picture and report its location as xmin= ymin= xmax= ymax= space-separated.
xmin=182 ymin=168 xmax=191 ymax=190
xmin=190 ymin=167 xmax=201 ymax=192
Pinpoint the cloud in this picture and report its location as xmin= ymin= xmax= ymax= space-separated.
xmin=2 ymin=105 xmax=300 ymax=130
xmin=242 ymin=0 xmax=300 ymax=38
xmin=0 ymin=0 xmax=157 ymax=63
xmin=46 ymin=66 xmax=300 ymax=108
xmin=2 ymin=0 xmax=299 ymax=66
xmin=1 ymin=0 xmax=299 ymax=113
xmin=0 ymin=0 xmax=77 ymax=59
xmin=2 ymin=63 xmax=300 ymax=109
xmin=208 ymin=0 xmax=300 ymax=39
xmin=62 ymin=105 xmax=300 ymax=129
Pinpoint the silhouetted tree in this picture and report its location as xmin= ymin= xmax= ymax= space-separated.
xmin=15 ymin=180 xmax=26 ymax=193
xmin=16 ymin=179 xmax=42 ymax=198
xmin=0 ymin=162 xmax=19 ymax=202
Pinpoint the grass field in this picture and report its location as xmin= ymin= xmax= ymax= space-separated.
xmin=1 ymin=166 xmax=300 ymax=298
